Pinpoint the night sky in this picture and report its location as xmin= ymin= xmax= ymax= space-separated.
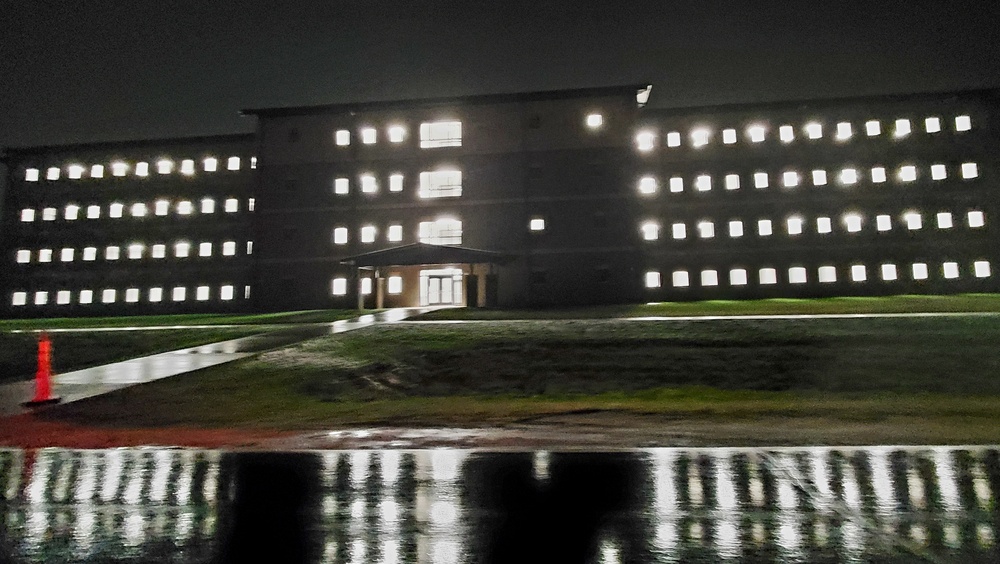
xmin=2 ymin=0 xmax=998 ymax=147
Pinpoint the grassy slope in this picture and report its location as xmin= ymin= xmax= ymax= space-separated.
xmin=40 ymin=317 xmax=1000 ymax=444
xmin=0 ymin=309 xmax=362 ymax=331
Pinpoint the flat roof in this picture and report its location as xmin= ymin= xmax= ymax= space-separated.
xmin=2 ymin=133 xmax=255 ymax=158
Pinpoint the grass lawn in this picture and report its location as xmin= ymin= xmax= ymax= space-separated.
xmin=0 ymin=309 xmax=362 ymax=331
xmin=413 ymin=293 xmax=1000 ymax=320
xmin=39 ymin=316 xmax=1000 ymax=445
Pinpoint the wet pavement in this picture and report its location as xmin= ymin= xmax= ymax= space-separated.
xmin=0 ymin=445 xmax=996 ymax=563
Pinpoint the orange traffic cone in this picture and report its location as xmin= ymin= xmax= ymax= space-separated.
xmin=24 ymin=332 xmax=60 ymax=407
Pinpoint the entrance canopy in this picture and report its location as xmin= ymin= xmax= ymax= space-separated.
xmin=338 ymin=242 xmax=514 ymax=267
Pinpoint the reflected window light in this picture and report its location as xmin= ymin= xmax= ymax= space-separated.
xmin=201 ymin=198 xmax=215 ymax=213
xmin=754 ymin=172 xmax=769 ymax=188
xmin=101 ymin=289 xmax=116 ymax=303
xmin=730 ymin=268 xmax=748 ymax=285
xmin=112 ymin=162 xmax=128 ymax=176
xmin=180 ymin=159 xmax=195 ymax=175
xmin=937 ymin=212 xmax=953 ymax=229
xmin=333 ymin=227 xmax=348 ymax=245
xmin=722 ymin=128 xmax=737 ymax=144
xmin=943 ymin=262 xmax=960 ymax=279
xmin=816 ymin=216 xmax=832 ymax=234
xmin=16 ymin=250 xmax=30 ymax=264
xmin=38 ymin=248 xmax=52 ymax=263
xmin=645 ymin=271 xmax=661 ymax=288
xmin=851 ymin=264 xmax=867 ymax=282
xmin=125 ymin=288 xmax=140 ymax=303
xmin=728 ymin=220 xmax=744 ymax=237
xmin=641 ymin=221 xmax=659 ymax=240
xmin=135 ymin=162 xmax=149 ymax=177
xmin=34 ymin=291 xmax=48 ymax=305
xmin=387 ymin=275 xmax=402 ymax=294
xmin=332 ymin=278 xmax=348 ymax=295
xmin=221 ymin=285 xmax=235 ymax=300
xmin=818 ymin=266 xmax=837 ymax=283
xmin=199 ymin=242 xmax=212 ymax=257
xmin=149 ymin=287 xmax=163 ymax=302
xmin=105 ymin=246 xmax=120 ymax=260
xmin=968 ymin=210 xmax=985 ymax=228
xmin=974 ymin=261 xmax=991 ymax=278
xmin=82 ymin=247 xmax=97 ymax=261
xmin=866 ymin=120 xmax=881 ymax=136
xmin=881 ymin=263 xmax=898 ymax=281
xmin=812 ymin=169 xmax=827 ymax=186
xmin=42 ymin=207 xmax=57 ymax=221
xmin=156 ymin=159 xmax=173 ymax=174
xmin=20 ymin=209 xmax=34 ymax=222
xmin=782 ymin=171 xmax=800 ymax=187
xmin=175 ymin=242 xmax=191 ymax=258
xmin=224 ymin=198 xmax=239 ymax=212
xmin=747 ymin=125 xmax=766 ymax=142
xmin=636 ymin=130 xmax=656 ymax=151
xmin=388 ymin=125 xmax=406 ymax=142
xmin=361 ymin=174 xmax=378 ymax=193
xmin=931 ymin=164 xmax=947 ymax=180
xmin=131 ymin=203 xmax=147 ymax=217
xmin=836 ymin=122 xmax=853 ymax=140
xmin=151 ymin=244 xmax=166 ymax=258
xmin=203 ymin=157 xmax=218 ymax=172
xmin=127 ymin=244 xmax=143 ymax=259
xmin=904 ymin=212 xmax=922 ymax=230
xmin=196 ymin=286 xmax=210 ymax=301
xmin=86 ymin=204 xmax=101 ymax=219
xmin=701 ymin=270 xmax=719 ymax=286
xmin=669 ymin=177 xmax=683 ymax=193
xmin=361 ymin=225 xmax=377 ymax=243
xmin=334 ymin=177 xmax=349 ymax=195
xmin=25 ymin=168 xmax=39 ymax=182
xmin=671 ymin=223 xmax=686 ymax=239
xmin=695 ymin=175 xmax=712 ymax=191
xmin=79 ymin=289 xmax=93 ymax=304
xmin=871 ymin=166 xmax=887 ymax=183
xmin=91 ymin=164 xmax=104 ymax=178
xmin=46 ymin=167 xmax=60 ymax=180
xmin=65 ymin=205 xmax=80 ymax=220
xmin=666 ymin=131 xmax=681 ymax=147
xmin=725 ymin=174 xmax=740 ymax=190
xmin=876 ymin=214 xmax=892 ymax=231
xmin=961 ymin=162 xmax=979 ymax=179
xmin=843 ymin=213 xmax=863 ymax=232
xmin=691 ymin=128 xmax=711 ymax=147
xmin=223 ymin=241 xmax=236 ymax=256
xmin=59 ymin=248 xmax=74 ymax=262
xmin=697 ymin=221 xmax=715 ymax=238
xmin=335 ymin=130 xmax=350 ymax=146
xmin=955 ymin=115 xmax=972 ymax=132
xmin=638 ymin=176 xmax=658 ymax=195
xmin=839 ymin=168 xmax=858 ymax=185
xmin=894 ymin=118 xmax=911 ymax=138
xmin=154 ymin=200 xmax=169 ymax=216
xmin=361 ymin=127 xmax=377 ymax=144
xmin=758 ymin=219 xmax=773 ymax=236
xmin=672 ymin=270 xmax=690 ymax=287
xmin=899 ymin=165 xmax=917 ymax=182
xmin=759 ymin=267 xmax=778 ymax=284
xmin=788 ymin=266 xmax=807 ymax=284
xmin=177 ymin=200 xmax=193 ymax=215
xmin=56 ymin=291 xmax=71 ymax=305
xmin=786 ymin=216 xmax=803 ymax=235
xmin=925 ymin=117 xmax=941 ymax=133
xmin=804 ymin=122 xmax=822 ymax=139
xmin=172 ymin=287 xmax=186 ymax=301
xmin=227 ymin=156 xmax=240 ymax=170
xmin=779 ymin=125 xmax=794 ymax=143
xmin=68 ymin=164 xmax=85 ymax=179
xmin=912 ymin=263 xmax=929 ymax=280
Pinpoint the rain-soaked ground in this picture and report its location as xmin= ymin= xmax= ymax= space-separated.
xmin=0 ymin=446 xmax=996 ymax=563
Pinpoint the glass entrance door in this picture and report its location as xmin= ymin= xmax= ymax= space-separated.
xmin=419 ymin=268 xmax=464 ymax=306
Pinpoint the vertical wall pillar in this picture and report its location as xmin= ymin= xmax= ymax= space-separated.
xmin=375 ymin=268 xmax=385 ymax=309
xmin=356 ymin=268 xmax=365 ymax=311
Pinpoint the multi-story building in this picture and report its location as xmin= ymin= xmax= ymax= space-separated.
xmin=2 ymin=85 xmax=998 ymax=317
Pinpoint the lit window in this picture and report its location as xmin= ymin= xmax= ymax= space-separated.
xmin=866 ymin=120 xmax=881 ymax=136
xmin=247 ymin=241 xmax=254 ymax=255
xmin=361 ymin=278 xmax=372 ymax=295
xmin=530 ymin=218 xmax=546 ymax=232
xmin=387 ymin=224 xmax=403 ymax=242
xmin=786 ymin=216 xmax=803 ymax=235
xmin=38 ymin=249 xmax=52 ymax=263
xmin=332 ymin=278 xmax=348 ymax=295
xmin=109 ymin=203 xmax=124 ymax=218
xmin=201 ymin=198 xmax=215 ymax=213
xmin=196 ymin=286 xmax=210 ymax=301
xmin=881 ymin=264 xmax=898 ymax=281
xmin=333 ymin=227 xmax=348 ymax=245
xmin=753 ymin=172 xmax=769 ymax=189
xmin=198 ymin=242 xmax=212 ymax=257
xmin=46 ymin=167 xmax=60 ymax=180
xmin=101 ymin=289 xmax=116 ymax=304
xmin=782 ymin=171 xmax=800 ymax=188
xmin=899 ymin=165 xmax=917 ymax=182
xmin=671 ymin=223 xmax=686 ymax=239
xmin=730 ymin=269 xmax=748 ymax=285
xmin=701 ymin=270 xmax=719 ymax=286
xmin=203 ymin=157 xmax=218 ymax=172
xmin=876 ymin=214 xmax=892 ymax=231
xmin=64 ymin=205 xmax=80 ymax=220
xmin=974 ymin=261 xmax=991 ymax=278
xmin=585 ymin=114 xmax=603 ymax=129
xmin=894 ymin=119 xmax=911 ymax=138
xmin=961 ymin=162 xmax=979 ymax=179
xmin=172 ymin=287 xmax=186 ymax=302
xmin=645 ymin=271 xmax=661 ymax=288
xmin=725 ymin=174 xmax=740 ymax=190
xmin=779 ymin=125 xmax=794 ymax=143
xmin=839 ymin=168 xmax=858 ymax=185
xmin=931 ymin=164 xmax=947 ymax=180
xmin=722 ymin=128 xmax=737 ymax=144
xmin=387 ymin=276 xmax=403 ymax=294
xmin=851 ymin=264 xmax=867 ymax=282
xmin=818 ymin=266 xmax=837 ymax=283
xmin=335 ymin=130 xmax=350 ymax=146
xmin=361 ymin=174 xmax=378 ymax=193
xmin=150 ymin=200 xmax=167 ymax=216
xmin=224 ymin=198 xmax=239 ymax=212
xmin=105 ymin=246 xmax=120 ymax=260
xmin=936 ymin=212 xmax=953 ymax=229
xmin=816 ymin=217 xmax=832 ymax=234
xmin=925 ymin=117 xmax=941 ymax=133
xmin=388 ymin=125 xmax=406 ymax=142
xmin=641 ymin=221 xmax=659 ymax=240
xmin=152 ymin=244 xmax=166 ymax=258
xmin=788 ymin=267 xmax=807 ymax=284
xmin=16 ymin=250 xmax=30 ymax=263
xmin=126 ymin=244 xmax=142 ymax=260
xmin=35 ymin=291 xmax=49 ymax=306
xmin=82 ymin=247 xmax=97 ymax=261
xmin=177 ymin=201 xmax=193 ymax=215
xmin=691 ymin=128 xmax=711 ymax=147
xmin=419 ymin=170 xmax=462 ymax=198
xmin=361 ymin=225 xmax=377 ymax=243
xmin=334 ymin=177 xmax=350 ymax=195
xmin=175 ymin=242 xmax=190 ymax=258
xmin=227 ymin=157 xmax=240 ymax=170
xmin=20 ymin=209 xmax=34 ymax=222
xmin=635 ymin=130 xmax=656 ymax=151
xmin=943 ymin=262 xmax=960 ymax=279
xmin=12 ymin=292 xmax=27 ymax=306
xmin=747 ymin=125 xmax=766 ymax=143
xmin=56 ymin=291 xmax=71 ymax=305
xmin=672 ymin=270 xmax=690 ymax=288
xmin=419 ymin=218 xmax=462 ymax=245
xmin=120 ymin=288 xmax=139 ymax=303
xmin=695 ymin=175 xmax=711 ymax=191
xmin=904 ymin=212 xmax=922 ymax=230
xmin=955 ymin=115 xmax=971 ymax=132
xmin=86 ymin=205 xmax=100 ymax=219
xmin=804 ymin=122 xmax=822 ymax=139
xmin=91 ymin=164 xmax=104 ymax=178
xmin=149 ymin=287 xmax=163 ymax=302
xmin=871 ymin=167 xmax=887 ymax=183
xmin=361 ymin=128 xmax=377 ymax=144
xmin=420 ymin=121 xmax=462 ymax=148
xmin=220 ymin=285 xmax=235 ymax=300
xmin=112 ymin=162 xmax=128 ymax=176
xmin=757 ymin=219 xmax=773 ymax=236
xmin=79 ymin=290 xmax=93 ymax=304
xmin=180 ymin=159 xmax=195 ymax=175
xmin=223 ymin=241 xmax=236 ymax=256
xmin=25 ymin=168 xmax=39 ymax=182
xmin=131 ymin=203 xmax=147 ymax=217
xmin=68 ymin=165 xmax=85 ymax=179
xmin=666 ymin=132 xmax=681 ymax=147
xmin=759 ymin=268 xmax=778 ymax=285
xmin=156 ymin=160 xmax=173 ymax=174
xmin=843 ymin=214 xmax=863 ymax=233
xmin=638 ymin=176 xmax=658 ymax=195
xmin=60 ymin=248 xmax=74 ymax=262
xmin=812 ymin=170 xmax=827 ymax=186
xmin=912 ymin=263 xmax=929 ymax=280
xmin=836 ymin=122 xmax=852 ymax=140
xmin=42 ymin=208 xmax=57 ymax=221
xmin=669 ymin=177 xmax=683 ymax=193
xmin=135 ymin=162 xmax=149 ymax=177
xmin=968 ymin=211 xmax=985 ymax=228
xmin=389 ymin=174 xmax=404 ymax=192
xmin=728 ymin=220 xmax=744 ymax=238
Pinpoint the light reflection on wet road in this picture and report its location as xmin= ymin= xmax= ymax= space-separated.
xmin=0 ymin=446 xmax=996 ymax=562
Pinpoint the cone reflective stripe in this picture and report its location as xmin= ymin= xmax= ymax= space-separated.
xmin=24 ymin=332 xmax=60 ymax=407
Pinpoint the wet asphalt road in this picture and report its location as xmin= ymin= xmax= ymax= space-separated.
xmin=0 ymin=445 xmax=997 ymax=563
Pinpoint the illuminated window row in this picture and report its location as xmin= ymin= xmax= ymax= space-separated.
xmin=641 ymin=210 xmax=985 ymax=241
xmin=331 ymin=170 xmax=461 ymax=198
xmin=331 ymin=276 xmax=403 ymax=296
xmin=333 ymin=120 xmax=462 ymax=148
xmin=644 ymin=260 xmax=992 ymax=289
xmin=23 ymin=157 xmax=252 ymax=182
xmin=332 ymin=218 xmax=462 ymax=246
xmin=15 ymin=241 xmax=250 ymax=264
xmin=19 ymin=197 xmax=252 ymax=223
xmin=636 ymin=162 xmax=979 ymax=195
xmin=11 ymin=284 xmax=245 ymax=306
xmin=636 ymin=115 xmax=972 ymax=151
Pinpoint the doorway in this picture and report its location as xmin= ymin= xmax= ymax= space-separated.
xmin=419 ymin=268 xmax=464 ymax=306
